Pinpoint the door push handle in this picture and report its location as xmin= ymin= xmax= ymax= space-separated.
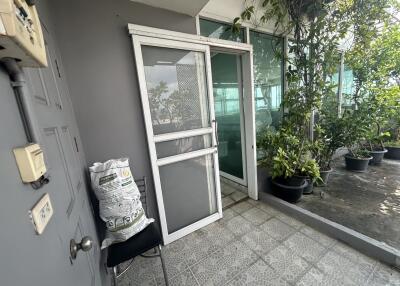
xmin=212 ymin=119 xmax=219 ymax=147
xmin=70 ymin=236 xmax=93 ymax=259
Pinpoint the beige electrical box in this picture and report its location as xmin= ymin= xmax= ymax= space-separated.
xmin=13 ymin=143 xmax=46 ymax=183
xmin=0 ymin=0 xmax=47 ymax=67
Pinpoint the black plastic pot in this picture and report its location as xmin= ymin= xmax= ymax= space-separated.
xmin=271 ymin=177 xmax=308 ymax=203
xmin=344 ymin=154 xmax=372 ymax=172
xmin=369 ymin=149 xmax=387 ymax=165
xmin=316 ymin=168 xmax=333 ymax=187
xmin=295 ymin=175 xmax=313 ymax=194
xmin=274 ymin=175 xmax=305 ymax=186
xmin=384 ymin=146 xmax=400 ymax=160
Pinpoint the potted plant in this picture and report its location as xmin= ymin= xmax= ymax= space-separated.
xmin=384 ymin=123 xmax=400 ymax=160
xmin=257 ymin=129 xmax=321 ymax=202
xmin=313 ymin=96 xmax=347 ymax=185
xmin=364 ymin=127 xmax=389 ymax=165
xmin=335 ymin=103 xmax=373 ymax=172
xmin=312 ymin=125 xmax=339 ymax=186
xmin=383 ymin=88 xmax=400 ymax=160
xmin=345 ymin=22 xmax=400 ymax=161
xmin=385 ymin=142 xmax=400 ymax=160
xmin=234 ymin=0 xmax=389 ymax=192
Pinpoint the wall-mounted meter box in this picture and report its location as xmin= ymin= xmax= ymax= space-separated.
xmin=0 ymin=0 xmax=47 ymax=67
xmin=13 ymin=143 xmax=46 ymax=183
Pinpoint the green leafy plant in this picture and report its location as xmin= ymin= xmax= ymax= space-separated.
xmin=238 ymin=0 xmax=397 ymax=179
xmin=339 ymin=107 xmax=372 ymax=158
xmin=257 ymin=129 xmax=321 ymax=182
xmin=238 ymin=0 xmax=351 ymax=182
xmin=344 ymin=5 xmax=400 ymax=152
xmin=385 ymin=141 xmax=400 ymax=147
xmin=312 ymin=123 xmax=342 ymax=171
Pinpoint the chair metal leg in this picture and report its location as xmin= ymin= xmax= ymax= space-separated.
xmin=112 ymin=266 xmax=118 ymax=286
xmin=158 ymin=245 xmax=169 ymax=286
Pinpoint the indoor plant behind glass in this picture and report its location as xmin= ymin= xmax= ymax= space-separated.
xmin=383 ymin=88 xmax=400 ymax=160
xmin=312 ymin=124 xmax=341 ymax=186
xmin=365 ymin=127 xmax=388 ymax=165
xmin=314 ymin=95 xmax=347 ymax=186
xmin=234 ymin=0 xmax=353 ymax=199
xmin=384 ymin=125 xmax=400 ymax=160
xmin=341 ymin=108 xmax=372 ymax=172
xmin=257 ymin=129 xmax=321 ymax=202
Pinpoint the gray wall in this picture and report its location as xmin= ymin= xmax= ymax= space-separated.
xmin=0 ymin=67 xmax=50 ymax=285
xmin=45 ymin=0 xmax=197 ymax=229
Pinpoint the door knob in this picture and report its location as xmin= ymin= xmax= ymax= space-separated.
xmin=70 ymin=236 xmax=93 ymax=259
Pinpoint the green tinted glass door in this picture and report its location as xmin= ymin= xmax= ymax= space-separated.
xmin=211 ymin=53 xmax=246 ymax=184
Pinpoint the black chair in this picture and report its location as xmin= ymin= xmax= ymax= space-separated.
xmin=106 ymin=177 xmax=169 ymax=286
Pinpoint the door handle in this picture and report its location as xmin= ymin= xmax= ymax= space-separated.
xmin=212 ymin=119 xmax=219 ymax=147
xmin=70 ymin=236 xmax=93 ymax=259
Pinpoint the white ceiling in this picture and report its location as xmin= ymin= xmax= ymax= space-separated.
xmin=130 ymin=0 xmax=210 ymax=16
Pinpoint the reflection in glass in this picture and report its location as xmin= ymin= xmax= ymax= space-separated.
xmin=142 ymin=46 xmax=210 ymax=135
xmin=159 ymin=155 xmax=217 ymax=233
xmin=341 ymin=65 xmax=355 ymax=108
xmin=200 ymin=18 xmax=245 ymax=43
xmin=328 ymin=64 xmax=355 ymax=112
xmin=250 ymin=31 xmax=284 ymax=134
xmin=211 ymin=53 xmax=244 ymax=180
xmin=156 ymin=135 xmax=212 ymax=158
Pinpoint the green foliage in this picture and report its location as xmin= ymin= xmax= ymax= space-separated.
xmin=243 ymin=0 xmax=351 ymax=179
xmin=339 ymin=107 xmax=372 ymax=158
xmin=257 ymin=129 xmax=321 ymax=181
xmin=299 ymin=159 xmax=321 ymax=182
xmin=345 ymin=11 xmax=400 ymax=149
xmin=237 ymin=0 xmax=398 ymax=178
xmin=385 ymin=141 xmax=400 ymax=147
xmin=272 ymin=147 xmax=297 ymax=179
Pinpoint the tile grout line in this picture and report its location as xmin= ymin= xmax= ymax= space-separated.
xmin=227 ymin=205 xmax=304 ymax=285
xmin=256 ymin=247 xmax=302 ymax=286
xmin=365 ymin=260 xmax=380 ymax=285
xmin=293 ymin=236 xmax=334 ymax=283
xmin=222 ymin=258 xmax=261 ymax=286
xmin=188 ymin=265 xmax=201 ymax=286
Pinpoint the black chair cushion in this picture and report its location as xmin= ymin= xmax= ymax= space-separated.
xmin=106 ymin=223 xmax=162 ymax=267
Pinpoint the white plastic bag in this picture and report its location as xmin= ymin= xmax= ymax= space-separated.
xmin=89 ymin=158 xmax=154 ymax=249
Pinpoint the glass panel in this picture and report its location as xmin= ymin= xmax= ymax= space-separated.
xmin=159 ymin=154 xmax=217 ymax=233
xmin=156 ymin=134 xmax=212 ymax=158
xmin=200 ymin=18 xmax=245 ymax=43
xmin=211 ymin=53 xmax=244 ymax=179
xmin=342 ymin=65 xmax=355 ymax=109
xmin=142 ymin=46 xmax=210 ymax=135
xmin=250 ymin=31 xmax=284 ymax=135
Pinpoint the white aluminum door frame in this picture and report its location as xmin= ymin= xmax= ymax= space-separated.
xmin=132 ymin=35 xmax=222 ymax=244
xmin=129 ymin=24 xmax=258 ymax=244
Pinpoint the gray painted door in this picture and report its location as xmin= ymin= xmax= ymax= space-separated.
xmin=19 ymin=26 xmax=100 ymax=285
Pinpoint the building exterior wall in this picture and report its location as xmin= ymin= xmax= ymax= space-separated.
xmin=44 ymin=0 xmax=197 ymax=238
xmin=0 ymin=1 xmax=103 ymax=284
xmin=0 ymin=66 xmax=51 ymax=286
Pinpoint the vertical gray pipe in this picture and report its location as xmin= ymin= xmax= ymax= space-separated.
xmin=1 ymin=57 xmax=41 ymax=143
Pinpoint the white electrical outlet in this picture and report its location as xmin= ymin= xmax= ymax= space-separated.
xmin=29 ymin=193 xmax=53 ymax=234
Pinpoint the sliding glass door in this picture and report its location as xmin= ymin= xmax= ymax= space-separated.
xmin=211 ymin=53 xmax=247 ymax=185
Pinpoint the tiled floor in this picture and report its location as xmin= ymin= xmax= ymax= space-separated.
xmin=221 ymin=181 xmax=247 ymax=209
xmin=117 ymin=199 xmax=400 ymax=286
